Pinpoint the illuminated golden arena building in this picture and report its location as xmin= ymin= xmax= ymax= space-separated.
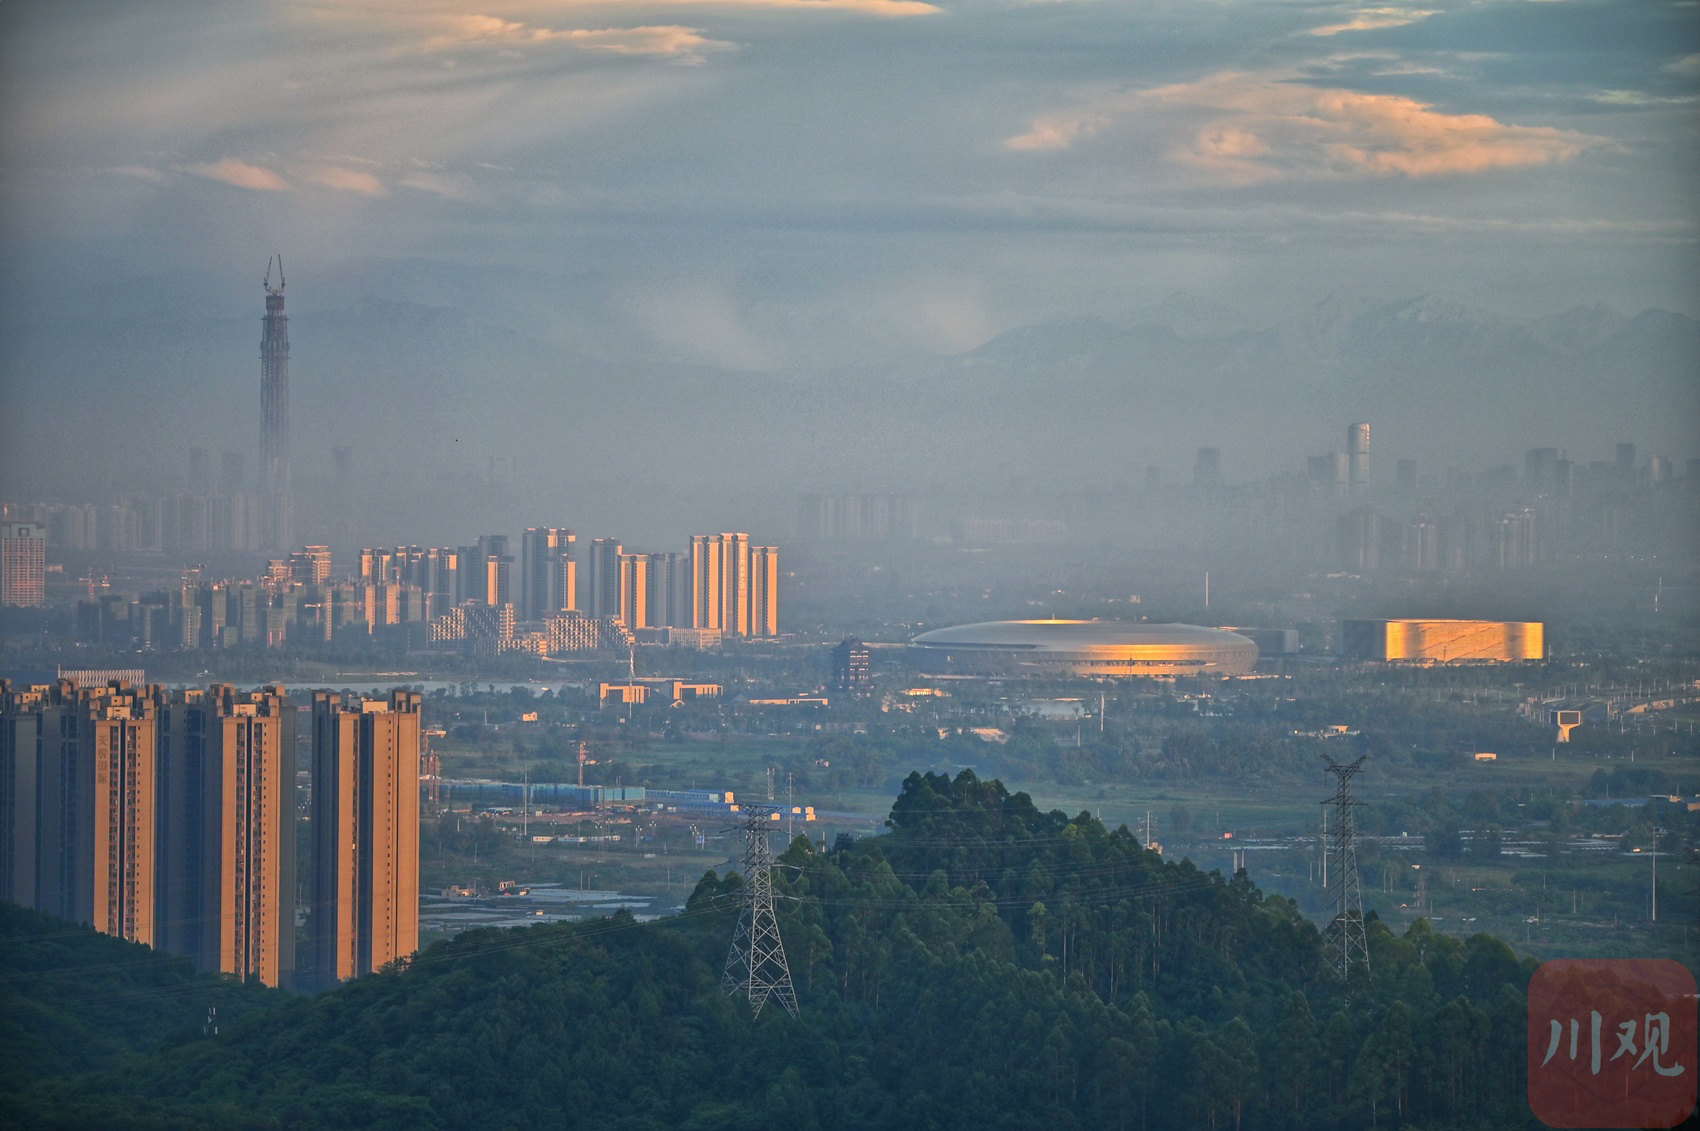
xmin=1339 ymin=619 xmax=1543 ymax=663
xmin=908 ymin=620 xmax=1259 ymax=677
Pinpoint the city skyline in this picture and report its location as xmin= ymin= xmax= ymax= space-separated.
xmin=0 ymin=2 xmax=1695 ymax=539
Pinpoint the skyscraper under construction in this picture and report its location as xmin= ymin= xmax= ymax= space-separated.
xmin=260 ymin=256 xmax=292 ymax=552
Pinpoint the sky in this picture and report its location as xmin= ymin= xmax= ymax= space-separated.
xmin=0 ymin=0 xmax=1696 ymax=532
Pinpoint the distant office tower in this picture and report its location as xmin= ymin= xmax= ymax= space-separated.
xmin=157 ymin=685 xmax=296 ymax=987
xmin=259 ymin=256 xmax=292 ymax=552
xmin=1615 ymin=442 xmax=1636 ymax=481
xmin=1648 ymin=456 xmax=1671 ymax=484
xmin=309 ymin=690 xmax=421 ymax=988
xmin=1492 ymin=508 xmax=1540 ymax=568
xmin=1525 ymin=448 xmax=1561 ymax=492
xmin=521 ymin=528 xmax=576 ymax=621
xmin=1336 ymin=506 xmax=1394 ymax=571
xmin=1 ymin=522 xmax=46 ymax=606
xmin=1403 ymin=513 xmax=1438 ymax=571
xmin=1347 ymin=423 xmax=1370 ymax=492
xmin=34 ymin=681 xmax=159 ymax=945
xmin=1194 ymin=448 xmax=1221 ymax=487
xmin=831 ymin=639 xmax=870 ymax=691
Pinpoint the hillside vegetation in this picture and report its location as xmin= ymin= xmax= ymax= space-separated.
xmin=2 ymin=771 xmax=1600 ymax=1130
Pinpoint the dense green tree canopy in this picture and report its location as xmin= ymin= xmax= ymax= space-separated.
xmin=1 ymin=771 xmax=1589 ymax=1130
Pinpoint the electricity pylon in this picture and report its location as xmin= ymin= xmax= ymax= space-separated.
xmin=723 ymin=805 xmax=799 ymax=1019
xmin=1322 ymin=754 xmax=1370 ymax=982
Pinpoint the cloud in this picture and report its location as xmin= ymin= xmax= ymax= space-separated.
xmin=1006 ymin=72 xmax=1604 ymax=180
xmin=424 ymin=15 xmax=735 ymax=60
xmin=1309 ymin=7 xmax=1436 ymax=37
xmin=309 ymin=166 xmax=389 ymax=195
xmin=182 ymin=158 xmax=290 ymax=191
xmin=111 ymin=165 xmax=166 ymax=184
xmin=398 ymin=170 xmax=479 ymax=201
xmin=1663 ymin=54 xmax=1700 ymax=77
xmin=645 ymin=0 xmax=938 ymax=12
xmin=1586 ymin=89 xmax=1697 ymax=107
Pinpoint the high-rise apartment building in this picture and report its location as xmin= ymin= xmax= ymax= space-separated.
xmin=520 ymin=528 xmax=576 ymax=621
xmin=750 ymin=544 xmax=778 ymax=638
xmin=688 ymin=534 xmax=724 ymax=631
xmin=157 ymin=685 xmax=296 ymax=986
xmin=688 ymin=534 xmax=776 ymax=637
xmin=586 ymin=538 xmax=622 ymax=619
xmin=0 ymin=683 xmax=49 ymax=907
xmin=0 ymin=522 xmax=46 ymax=606
xmin=615 ymin=551 xmax=690 ymax=631
xmin=259 ymin=257 xmax=292 ymax=552
xmin=2 ymin=680 xmax=299 ymax=985
xmin=309 ymin=690 xmax=421 ymax=988
xmin=34 ymin=681 xmax=159 ymax=946
xmin=288 ymin=545 xmax=332 ymax=585
xmin=617 ymin=552 xmax=654 ymax=630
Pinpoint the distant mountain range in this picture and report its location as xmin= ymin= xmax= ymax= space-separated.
xmin=2 ymin=261 xmax=1693 ymax=542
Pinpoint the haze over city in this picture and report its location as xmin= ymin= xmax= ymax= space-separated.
xmin=1 ymin=0 xmax=1696 ymax=548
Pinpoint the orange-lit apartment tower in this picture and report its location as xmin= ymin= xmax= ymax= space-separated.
xmin=35 ymin=681 xmax=159 ymax=945
xmin=157 ymin=685 xmax=296 ymax=987
xmin=618 ymin=551 xmax=654 ymax=630
xmin=689 ymin=534 xmax=724 ymax=631
xmin=309 ymin=690 xmax=420 ymax=987
xmin=259 ymin=257 xmax=292 ymax=553
xmin=689 ymin=534 xmax=776 ymax=637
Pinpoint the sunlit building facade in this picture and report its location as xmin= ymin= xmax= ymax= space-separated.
xmin=308 ymin=690 xmax=421 ymax=988
xmin=910 ymin=621 xmax=1258 ymax=677
xmin=1339 ymin=619 xmax=1544 ymax=663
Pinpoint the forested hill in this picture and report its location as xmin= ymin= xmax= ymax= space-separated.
xmin=2 ymin=771 xmax=1574 ymax=1130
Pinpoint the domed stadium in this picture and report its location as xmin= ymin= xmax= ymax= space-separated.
xmin=908 ymin=620 xmax=1259 ymax=677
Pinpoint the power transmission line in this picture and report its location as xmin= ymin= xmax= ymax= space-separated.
xmin=722 ymin=805 xmax=798 ymax=1019
xmin=1321 ymin=754 xmax=1369 ymax=984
